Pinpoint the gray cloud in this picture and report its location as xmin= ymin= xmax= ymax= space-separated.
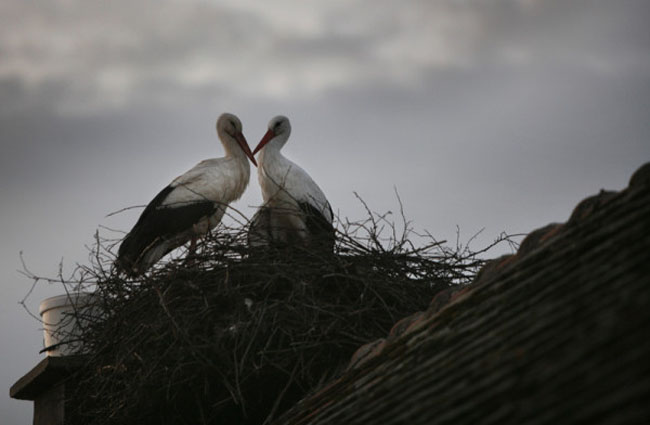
xmin=3 ymin=0 xmax=647 ymax=116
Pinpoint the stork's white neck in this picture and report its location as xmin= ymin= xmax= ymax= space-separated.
xmin=219 ymin=133 xmax=236 ymax=157
xmin=218 ymin=132 xmax=246 ymax=163
xmin=216 ymin=133 xmax=251 ymax=189
xmin=258 ymin=133 xmax=289 ymax=165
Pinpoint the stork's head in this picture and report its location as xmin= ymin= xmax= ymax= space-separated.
xmin=217 ymin=113 xmax=257 ymax=166
xmin=253 ymin=115 xmax=291 ymax=155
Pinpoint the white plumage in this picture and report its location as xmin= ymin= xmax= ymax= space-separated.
xmin=249 ymin=116 xmax=334 ymax=251
xmin=116 ymin=113 xmax=256 ymax=276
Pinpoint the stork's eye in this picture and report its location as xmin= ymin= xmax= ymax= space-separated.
xmin=274 ymin=122 xmax=282 ymax=129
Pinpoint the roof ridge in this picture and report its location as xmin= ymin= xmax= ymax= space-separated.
xmin=344 ymin=161 xmax=649 ymax=371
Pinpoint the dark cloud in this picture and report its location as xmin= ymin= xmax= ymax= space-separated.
xmin=2 ymin=0 xmax=646 ymax=115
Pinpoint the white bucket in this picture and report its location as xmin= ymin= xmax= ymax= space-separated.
xmin=39 ymin=292 xmax=99 ymax=357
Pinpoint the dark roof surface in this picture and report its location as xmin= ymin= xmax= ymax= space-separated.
xmin=277 ymin=162 xmax=650 ymax=425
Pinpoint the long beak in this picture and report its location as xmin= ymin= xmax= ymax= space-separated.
xmin=253 ymin=129 xmax=275 ymax=155
xmin=235 ymin=132 xmax=257 ymax=167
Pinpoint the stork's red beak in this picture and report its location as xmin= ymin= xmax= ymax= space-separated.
xmin=253 ymin=129 xmax=275 ymax=155
xmin=235 ymin=132 xmax=257 ymax=167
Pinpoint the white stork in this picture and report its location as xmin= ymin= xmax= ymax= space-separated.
xmin=248 ymin=115 xmax=335 ymax=252
xmin=116 ymin=113 xmax=257 ymax=276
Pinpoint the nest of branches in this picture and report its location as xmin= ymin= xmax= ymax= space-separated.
xmin=24 ymin=199 xmax=512 ymax=425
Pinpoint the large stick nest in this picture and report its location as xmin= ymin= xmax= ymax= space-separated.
xmin=24 ymin=200 xmax=511 ymax=425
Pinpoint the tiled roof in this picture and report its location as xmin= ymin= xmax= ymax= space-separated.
xmin=277 ymin=162 xmax=650 ymax=424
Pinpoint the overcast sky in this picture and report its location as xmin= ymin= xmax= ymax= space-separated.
xmin=2 ymin=0 xmax=649 ymax=422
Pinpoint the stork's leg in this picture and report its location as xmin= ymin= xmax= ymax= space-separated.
xmin=184 ymin=236 xmax=198 ymax=267
xmin=189 ymin=236 xmax=197 ymax=256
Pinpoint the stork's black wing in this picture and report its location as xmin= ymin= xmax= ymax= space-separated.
xmin=116 ymin=185 xmax=217 ymax=275
xmin=298 ymin=201 xmax=335 ymax=252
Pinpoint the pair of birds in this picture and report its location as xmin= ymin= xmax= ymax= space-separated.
xmin=115 ymin=113 xmax=334 ymax=277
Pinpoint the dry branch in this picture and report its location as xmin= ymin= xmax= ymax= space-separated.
xmin=20 ymin=197 xmax=516 ymax=425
